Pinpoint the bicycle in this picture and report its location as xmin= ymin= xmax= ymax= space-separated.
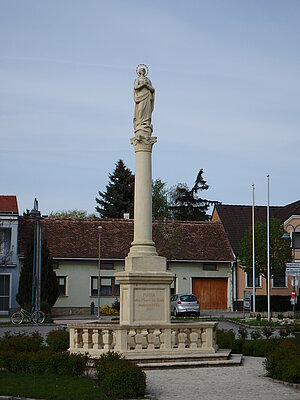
xmin=10 ymin=306 xmax=46 ymax=325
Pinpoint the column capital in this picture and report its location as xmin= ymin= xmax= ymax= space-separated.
xmin=130 ymin=134 xmax=157 ymax=152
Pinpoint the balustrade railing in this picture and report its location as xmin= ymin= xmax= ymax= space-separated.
xmin=69 ymin=322 xmax=218 ymax=357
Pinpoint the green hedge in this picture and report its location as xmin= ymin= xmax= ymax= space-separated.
xmin=253 ymin=295 xmax=300 ymax=312
xmin=0 ymin=350 xmax=87 ymax=376
xmin=265 ymin=340 xmax=300 ymax=383
xmin=95 ymin=352 xmax=146 ymax=398
xmin=0 ymin=332 xmax=43 ymax=353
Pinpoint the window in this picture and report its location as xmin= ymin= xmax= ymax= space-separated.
xmin=273 ymin=273 xmax=287 ymax=288
xmin=58 ymin=276 xmax=67 ymax=296
xmin=246 ymin=273 xmax=261 ymax=288
xmin=91 ymin=276 xmax=119 ymax=297
xmin=0 ymin=275 xmax=10 ymax=312
xmin=293 ymin=232 xmax=300 ymax=249
xmin=0 ymin=229 xmax=11 ymax=256
xmin=203 ymin=263 xmax=217 ymax=271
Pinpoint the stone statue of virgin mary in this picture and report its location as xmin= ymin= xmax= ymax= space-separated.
xmin=133 ymin=65 xmax=155 ymax=135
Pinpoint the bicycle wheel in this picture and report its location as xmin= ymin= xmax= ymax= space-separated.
xmin=11 ymin=311 xmax=23 ymax=325
xmin=32 ymin=310 xmax=45 ymax=324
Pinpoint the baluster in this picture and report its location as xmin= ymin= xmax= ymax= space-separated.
xmin=92 ymin=329 xmax=100 ymax=350
xmin=135 ymin=330 xmax=143 ymax=351
xmin=103 ymin=329 xmax=113 ymax=351
xmin=189 ymin=329 xmax=199 ymax=349
xmin=147 ymin=330 xmax=155 ymax=350
xmin=178 ymin=329 xmax=187 ymax=349
xmin=171 ymin=329 xmax=178 ymax=348
xmin=128 ymin=329 xmax=136 ymax=349
xmin=82 ymin=329 xmax=91 ymax=350
xmin=75 ymin=329 xmax=83 ymax=349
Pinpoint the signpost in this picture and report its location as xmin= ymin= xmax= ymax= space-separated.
xmin=286 ymin=263 xmax=300 ymax=317
xmin=243 ymin=290 xmax=252 ymax=317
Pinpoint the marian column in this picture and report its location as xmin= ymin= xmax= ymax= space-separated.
xmin=115 ymin=65 xmax=174 ymax=326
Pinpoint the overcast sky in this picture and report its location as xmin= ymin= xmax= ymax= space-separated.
xmin=1 ymin=0 xmax=300 ymax=215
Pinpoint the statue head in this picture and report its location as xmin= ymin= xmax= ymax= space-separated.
xmin=136 ymin=64 xmax=149 ymax=77
xmin=139 ymin=68 xmax=146 ymax=76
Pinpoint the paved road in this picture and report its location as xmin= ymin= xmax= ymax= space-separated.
xmin=145 ymin=357 xmax=300 ymax=400
xmin=0 ymin=319 xmax=285 ymax=340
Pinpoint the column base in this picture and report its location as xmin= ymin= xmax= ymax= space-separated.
xmin=115 ymin=258 xmax=174 ymax=326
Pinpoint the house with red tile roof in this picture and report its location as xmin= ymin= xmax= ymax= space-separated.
xmin=0 ymin=196 xmax=19 ymax=315
xmin=212 ymin=201 xmax=300 ymax=311
xmin=18 ymin=217 xmax=234 ymax=313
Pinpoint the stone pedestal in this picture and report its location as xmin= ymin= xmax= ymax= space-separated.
xmin=115 ymin=133 xmax=174 ymax=326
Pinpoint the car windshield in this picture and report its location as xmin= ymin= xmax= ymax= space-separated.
xmin=180 ymin=295 xmax=197 ymax=302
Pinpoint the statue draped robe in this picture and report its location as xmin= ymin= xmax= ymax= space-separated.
xmin=133 ymin=77 xmax=155 ymax=135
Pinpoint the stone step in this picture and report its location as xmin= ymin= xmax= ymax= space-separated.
xmin=137 ymin=354 xmax=243 ymax=369
xmin=125 ymin=349 xmax=231 ymax=364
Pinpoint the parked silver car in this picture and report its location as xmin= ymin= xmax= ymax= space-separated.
xmin=170 ymin=294 xmax=200 ymax=317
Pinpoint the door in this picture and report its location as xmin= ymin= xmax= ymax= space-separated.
xmin=192 ymin=278 xmax=227 ymax=310
xmin=0 ymin=274 xmax=10 ymax=314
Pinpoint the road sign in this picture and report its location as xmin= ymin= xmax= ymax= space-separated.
xmin=286 ymin=263 xmax=300 ymax=276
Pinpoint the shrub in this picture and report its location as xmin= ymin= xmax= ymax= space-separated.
xmin=262 ymin=326 xmax=274 ymax=339
xmin=0 ymin=349 xmax=87 ymax=376
xmin=237 ymin=327 xmax=248 ymax=340
xmin=95 ymin=352 xmax=146 ymax=398
xmin=0 ymin=332 xmax=43 ymax=353
xmin=112 ymin=298 xmax=120 ymax=312
xmin=46 ymin=329 xmax=69 ymax=351
xmin=100 ymin=304 xmax=119 ymax=315
xmin=265 ymin=340 xmax=300 ymax=383
xmin=250 ymin=330 xmax=262 ymax=340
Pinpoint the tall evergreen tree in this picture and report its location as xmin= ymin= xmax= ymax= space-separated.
xmin=95 ymin=160 xmax=134 ymax=218
xmin=16 ymin=232 xmax=60 ymax=308
xmin=152 ymin=178 xmax=169 ymax=220
xmin=171 ymin=169 xmax=219 ymax=221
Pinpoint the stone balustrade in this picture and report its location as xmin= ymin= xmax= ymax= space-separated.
xmin=69 ymin=322 xmax=218 ymax=358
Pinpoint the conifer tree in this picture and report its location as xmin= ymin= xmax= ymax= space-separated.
xmin=171 ymin=169 xmax=219 ymax=221
xmin=16 ymin=232 xmax=59 ymax=308
xmin=95 ymin=160 xmax=134 ymax=218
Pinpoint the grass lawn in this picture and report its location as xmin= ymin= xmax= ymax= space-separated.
xmin=0 ymin=371 xmax=108 ymax=400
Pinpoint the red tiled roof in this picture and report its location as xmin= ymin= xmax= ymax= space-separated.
xmin=18 ymin=217 xmax=233 ymax=262
xmin=0 ymin=196 xmax=18 ymax=213
xmin=214 ymin=201 xmax=300 ymax=256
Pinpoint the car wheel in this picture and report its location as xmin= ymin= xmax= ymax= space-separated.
xmin=174 ymin=308 xmax=178 ymax=317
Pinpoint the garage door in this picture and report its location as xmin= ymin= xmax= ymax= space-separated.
xmin=192 ymin=278 xmax=227 ymax=310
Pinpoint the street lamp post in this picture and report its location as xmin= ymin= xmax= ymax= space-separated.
xmin=98 ymin=226 xmax=102 ymax=319
xmin=266 ymin=175 xmax=271 ymax=321
xmin=252 ymin=184 xmax=256 ymax=313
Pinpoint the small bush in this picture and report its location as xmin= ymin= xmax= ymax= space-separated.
xmin=112 ymin=298 xmax=120 ymax=312
xmin=265 ymin=340 xmax=300 ymax=383
xmin=100 ymin=304 xmax=119 ymax=315
xmin=237 ymin=327 xmax=248 ymax=340
xmin=95 ymin=352 xmax=146 ymax=398
xmin=46 ymin=329 xmax=69 ymax=351
xmin=262 ymin=326 xmax=274 ymax=339
xmin=250 ymin=330 xmax=262 ymax=340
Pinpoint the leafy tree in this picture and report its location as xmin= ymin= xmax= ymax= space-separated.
xmin=49 ymin=209 xmax=96 ymax=219
xmin=16 ymin=232 xmax=60 ymax=308
xmin=239 ymin=218 xmax=292 ymax=279
xmin=95 ymin=160 xmax=134 ymax=218
xmin=170 ymin=169 xmax=219 ymax=221
xmin=152 ymin=178 xmax=169 ymax=220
